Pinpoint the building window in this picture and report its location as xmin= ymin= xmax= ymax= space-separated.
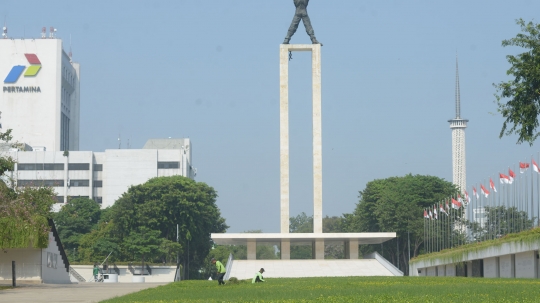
xmin=68 ymin=163 xmax=89 ymax=170
xmin=18 ymin=180 xmax=64 ymax=187
xmin=69 ymin=179 xmax=89 ymax=187
xmin=93 ymin=197 xmax=103 ymax=204
xmin=93 ymin=164 xmax=103 ymax=171
xmin=44 ymin=163 xmax=64 ymax=170
xmin=158 ymin=162 xmax=180 ymax=169
xmin=18 ymin=163 xmax=64 ymax=170
xmin=55 ymin=196 xmax=64 ymax=203
xmin=93 ymin=180 xmax=103 ymax=187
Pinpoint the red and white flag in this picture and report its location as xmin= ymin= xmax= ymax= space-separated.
xmin=499 ymin=173 xmax=510 ymax=184
xmin=457 ymin=194 xmax=463 ymax=203
xmin=490 ymin=178 xmax=497 ymax=192
xmin=508 ymin=169 xmax=516 ymax=184
xmin=473 ymin=187 xmax=480 ymax=199
xmin=464 ymin=191 xmax=471 ymax=204
xmin=520 ymin=162 xmax=530 ymax=173
xmin=433 ymin=206 xmax=438 ymax=220
xmin=451 ymin=198 xmax=462 ymax=209
xmin=480 ymin=184 xmax=490 ymax=198
xmin=440 ymin=204 xmax=448 ymax=215
xmin=429 ymin=210 xmax=433 ymax=219
xmin=424 ymin=209 xmax=429 ymax=219
xmin=533 ymin=159 xmax=539 ymax=173
xmin=445 ymin=200 xmax=450 ymax=211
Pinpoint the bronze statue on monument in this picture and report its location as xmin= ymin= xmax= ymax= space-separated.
xmin=283 ymin=0 xmax=322 ymax=45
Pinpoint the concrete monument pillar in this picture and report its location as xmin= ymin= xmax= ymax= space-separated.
xmin=279 ymin=43 xmax=323 ymax=234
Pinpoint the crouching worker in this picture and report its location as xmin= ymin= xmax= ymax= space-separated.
xmin=252 ymin=268 xmax=265 ymax=283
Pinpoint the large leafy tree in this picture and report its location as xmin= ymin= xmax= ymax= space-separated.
xmin=342 ymin=174 xmax=457 ymax=274
xmin=289 ymin=213 xmax=345 ymax=259
xmin=79 ymin=175 xmax=227 ymax=278
xmin=495 ymin=19 xmax=540 ymax=145
xmin=53 ymin=197 xmax=101 ymax=261
xmin=0 ymin=129 xmax=56 ymax=249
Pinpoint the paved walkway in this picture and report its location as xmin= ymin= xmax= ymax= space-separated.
xmin=0 ymin=282 xmax=168 ymax=303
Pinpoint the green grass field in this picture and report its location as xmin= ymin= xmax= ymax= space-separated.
xmin=100 ymin=276 xmax=540 ymax=303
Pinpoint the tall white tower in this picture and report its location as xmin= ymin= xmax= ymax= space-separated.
xmin=448 ymin=57 xmax=468 ymax=192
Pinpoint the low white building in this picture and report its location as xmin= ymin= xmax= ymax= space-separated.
xmin=5 ymin=138 xmax=194 ymax=209
xmin=0 ymin=219 xmax=71 ymax=284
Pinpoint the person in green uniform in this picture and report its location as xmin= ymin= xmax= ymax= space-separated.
xmin=211 ymin=258 xmax=226 ymax=285
xmin=93 ymin=264 xmax=99 ymax=282
xmin=252 ymin=268 xmax=265 ymax=283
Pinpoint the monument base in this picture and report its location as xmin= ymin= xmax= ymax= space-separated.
xmin=211 ymin=232 xmax=396 ymax=260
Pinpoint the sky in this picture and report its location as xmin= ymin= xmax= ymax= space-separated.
xmin=3 ymin=0 xmax=540 ymax=233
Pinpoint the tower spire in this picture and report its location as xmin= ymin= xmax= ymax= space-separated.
xmin=455 ymin=55 xmax=461 ymax=119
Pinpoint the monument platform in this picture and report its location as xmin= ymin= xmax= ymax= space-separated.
xmin=211 ymin=232 xmax=396 ymax=260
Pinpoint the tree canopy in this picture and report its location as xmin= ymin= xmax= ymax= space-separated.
xmin=341 ymin=174 xmax=457 ymax=274
xmin=495 ymin=19 xmax=540 ymax=145
xmin=0 ymin=129 xmax=56 ymax=249
xmin=76 ymin=175 xmax=227 ymax=278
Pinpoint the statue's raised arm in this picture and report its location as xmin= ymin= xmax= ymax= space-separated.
xmin=283 ymin=0 xmax=322 ymax=45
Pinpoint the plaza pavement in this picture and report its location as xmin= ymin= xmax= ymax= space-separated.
xmin=0 ymin=282 xmax=168 ymax=303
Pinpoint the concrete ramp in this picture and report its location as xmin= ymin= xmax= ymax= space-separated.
xmin=228 ymin=259 xmax=396 ymax=280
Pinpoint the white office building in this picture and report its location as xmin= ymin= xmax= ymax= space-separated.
xmin=0 ymin=35 xmax=80 ymax=151
xmin=6 ymin=138 xmax=195 ymax=209
xmin=1 ymin=31 xmax=195 ymax=210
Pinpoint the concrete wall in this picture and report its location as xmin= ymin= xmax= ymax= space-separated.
xmin=436 ymin=265 xmax=445 ymax=276
xmin=410 ymin=240 xmax=540 ymax=279
xmin=41 ymin=232 xmax=71 ymax=284
xmin=483 ymin=257 xmax=499 ymax=278
xmin=0 ymin=233 xmax=69 ymax=283
xmin=0 ymin=248 xmax=41 ymax=282
xmin=515 ymin=251 xmax=537 ymax=279
xmin=71 ymin=265 xmax=176 ymax=283
xmin=445 ymin=264 xmax=456 ymax=277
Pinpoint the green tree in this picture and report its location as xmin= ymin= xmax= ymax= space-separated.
xmin=78 ymin=221 xmax=120 ymax=263
xmin=495 ymin=19 xmax=540 ymax=145
xmin=341 ymin=174 xmax=457 ymax=275
xmin=53 ymin=197 xmax=101 ymax=261
xmin=100 ymin=176 xmax=228 ymax=277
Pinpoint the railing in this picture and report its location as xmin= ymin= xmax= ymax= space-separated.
xmin=223 ymin=253 xmax=234 ymax=281
xmin=69 ymin=266 xmax=86 ymax=282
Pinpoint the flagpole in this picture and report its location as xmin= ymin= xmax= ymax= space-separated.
xmin=531 ymin=155 xmax=534 ymax=229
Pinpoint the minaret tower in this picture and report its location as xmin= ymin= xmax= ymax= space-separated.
xmin=448 ymin=57 xmax=468 ymax=193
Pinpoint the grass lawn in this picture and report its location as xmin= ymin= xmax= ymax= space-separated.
xmin=100 ymin=276 xmax=540 ymax=303
xmin=0 ymin=286 xmax=12 ymax=290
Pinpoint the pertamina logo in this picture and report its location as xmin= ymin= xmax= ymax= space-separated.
xmin=3 ymin=53 xmax=42 ymax=93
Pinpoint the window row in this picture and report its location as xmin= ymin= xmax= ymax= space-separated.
xmin=55 ymin=196 xmax=102 ymax=204
xmin=158 ymin=162 xmax=180 ymax=169
xmin=17 ymin=163 xmax=103 ymax=171
xmin=18 ymin=179 xmax=102 ymax=187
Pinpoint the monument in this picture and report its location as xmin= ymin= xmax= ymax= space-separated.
xmin=211 ymin=1 xmax=398 ymax=278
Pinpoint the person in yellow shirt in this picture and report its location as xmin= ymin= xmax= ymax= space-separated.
xmin=252 ymin=268 xmax=265 ymax=283
xmin=211 ymin=258 xmax=226 ymax=285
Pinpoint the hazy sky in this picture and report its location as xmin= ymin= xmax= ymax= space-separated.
xmin=3 ymin=0 xmax=540 ymax=232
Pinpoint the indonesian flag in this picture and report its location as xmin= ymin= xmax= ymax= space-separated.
xmin=480 ymin=184 xmax=490 ymax=198
xmin=429 ymin=210 xmax=433 ymax=219
xmin=433 ymin=207 xmax=438 ymax=220
xmin=473 ymin=187 xmax=480 ymax=199
xmin=440 ymin=204 xmax=448 ymax=215
xmin=451 ymin=198 xmax=462 ymax=209
xmin=464 ymin=191 xmax=471 ymax=204
xmin=424 ymin=209 xmax=429 ymax=219
xmin=490 ymin=178 xmax=497 ymax=193
xmin=520 ymin=162 xmax=530 ymax=173
xmin=457 ymin=194 xmax=464 ymax=203
xmin=445 ymin=200 xmax=450 ymax=211
xmin=533 ymin=159 xmax=540 ymax=173
xmin=508 ymin=169 xmax=516 ymax=184
xmin=499 ymin=173 xmax=510 ymax=184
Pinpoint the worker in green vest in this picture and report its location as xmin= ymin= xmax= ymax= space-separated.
xmin=93 ymin=264 xmax=100 ymax=282
xmin=252 ymin=268 xmax=266 ymax=283
xmin=211 ymin=258 xmax=226 ymax=285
